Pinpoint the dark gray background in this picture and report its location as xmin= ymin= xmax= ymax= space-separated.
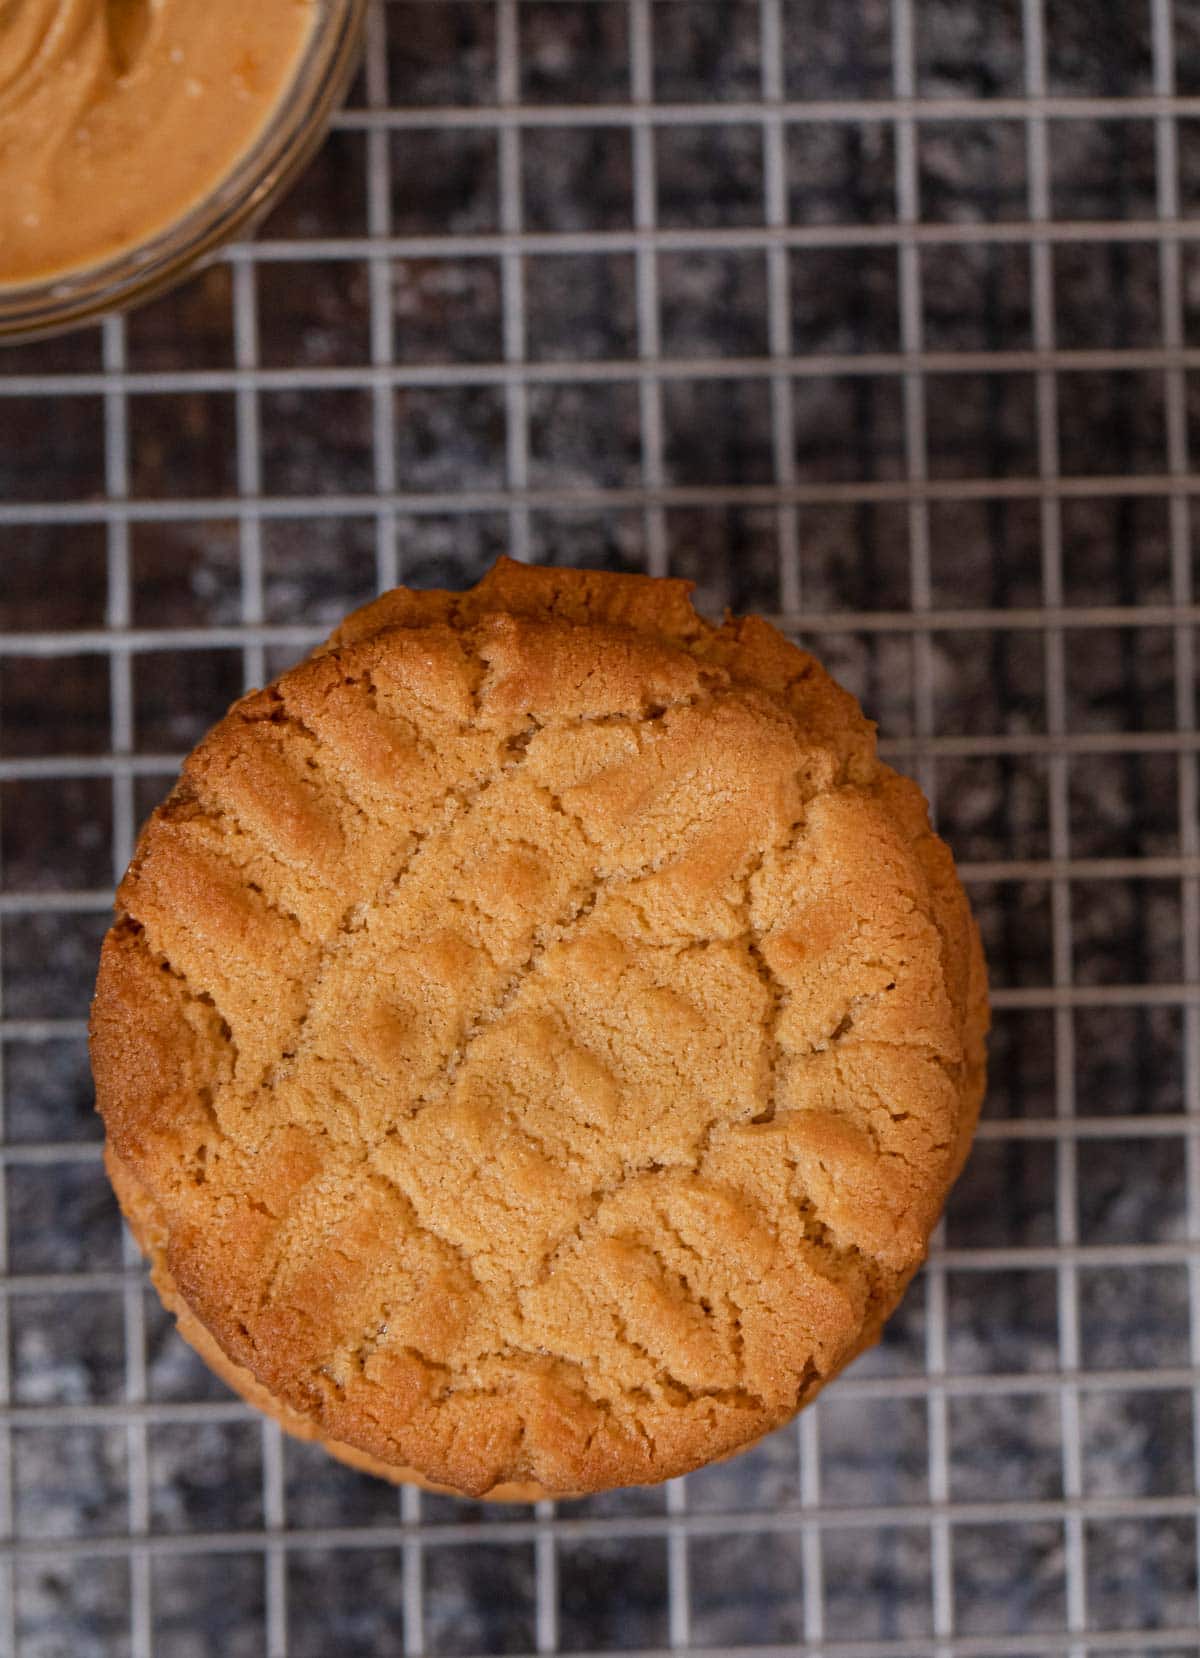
xmin=1 ymin=0 xmax=1198 ymax=1653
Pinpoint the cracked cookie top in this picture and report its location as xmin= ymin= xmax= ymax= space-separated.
xmin=91 ymin=558 xmax=987 ymax=1498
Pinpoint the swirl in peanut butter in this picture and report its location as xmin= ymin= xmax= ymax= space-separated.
xmin=0 ymin=0 xmax=316 ymax=287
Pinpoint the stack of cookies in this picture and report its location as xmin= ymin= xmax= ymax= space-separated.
xmin=91 ymin=559 xmax=986 ymax=1500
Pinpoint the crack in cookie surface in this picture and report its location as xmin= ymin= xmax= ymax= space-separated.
xmin=91 ymin=558 xmax=987 ymax=1498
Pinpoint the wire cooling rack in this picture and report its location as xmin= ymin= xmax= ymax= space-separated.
xmin=2 ymin=0 xmax=1200 ymax=1653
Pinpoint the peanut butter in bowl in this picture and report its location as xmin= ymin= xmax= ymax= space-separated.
xmin=0 ymin=0 xmax=320 ymax=288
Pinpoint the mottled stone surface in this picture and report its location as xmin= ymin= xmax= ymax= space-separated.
xmin=1 ymin=0 xmax=1197 ymax=1652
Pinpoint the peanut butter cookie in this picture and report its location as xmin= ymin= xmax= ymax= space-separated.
xmin=91 ymin=558 xmax=987 ymax=1499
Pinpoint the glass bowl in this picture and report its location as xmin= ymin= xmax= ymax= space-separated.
xmin=0 ymin=0 xmax=367 ymax=344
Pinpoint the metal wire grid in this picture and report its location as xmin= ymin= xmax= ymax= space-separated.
xmin=0 ymin=0 xmax=1199 ymax=1652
